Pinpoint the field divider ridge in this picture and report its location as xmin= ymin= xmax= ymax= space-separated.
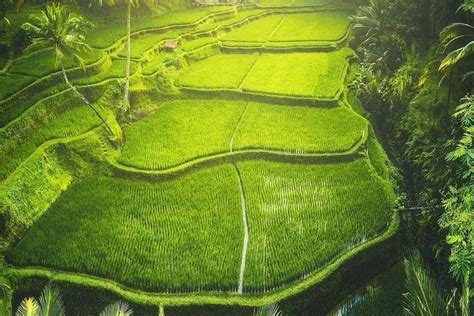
xmin=265 ymin=15 xmax=286 ymax=43
xmin=230 ymin=102 xmax=249 ymax=152
xmin=234 ymin=164 xmax=249 ymax=294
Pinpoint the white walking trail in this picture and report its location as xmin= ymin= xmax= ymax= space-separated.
xmin=235 ymin=165 xmax=249 ymax=294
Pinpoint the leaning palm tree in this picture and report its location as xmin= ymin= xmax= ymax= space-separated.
xmin=22 ymin=3 xmax=113 ymax=134
xmin=100 ymin=300 xmax=133 ymax=316
xmin=16 ymin=284 xmax=65 ymax=316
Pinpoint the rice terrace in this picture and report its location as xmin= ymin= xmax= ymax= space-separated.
xmin=0 ymin=0 xmax=424 ymax=314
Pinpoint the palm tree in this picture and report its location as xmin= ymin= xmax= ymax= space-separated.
xmin=402 ymin=252 xmax=450 ymax=316
xmin=254 ymin=303 xmax=282 ymax=316
xmin=438 ymin=1 xmax=474 ymax=128
xmin=16 ymin=284 xmax=65 ymax=316
xmin=22 ymin=3 xmax=114 ymax=135
xmin=98 ymin=0 xmax=139 ymax=110
xmin=100 ymin=300 xmax=133 ymax=316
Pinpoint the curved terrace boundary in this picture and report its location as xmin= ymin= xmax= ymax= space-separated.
xmin=110 ymin=130 xmax=367 ymax=181
xmin=5 ymin=212 xmax=399 ymax=308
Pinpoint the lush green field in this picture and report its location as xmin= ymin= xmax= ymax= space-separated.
xmin=178 ymin=49 xmax=352 ymax=98
xmin=238 ymin=158 xmax=393 ymax=290
xmin=181 ymin=37 xmax=219 ymax=52
xmin=119 ymin=99 xmax=245 ymax=169
xmin=7 ymin=158 xmax=393 ymax=292
xmin=241 ymin=49 xmax=352 ymax=98
xmin=117 ymin=30 xmax=184 ymax=59
xmin=257 ymin=0 xmax=330 ymax=7
xmin=87 ymin=6 xmax=234 ymax=49
xmin=1 ymin=1 xmax=396 ymax=302
xmin=73 ymin=59 xmax=137 ymax=86
xmin=220 ymin=15 xmax=284 ymax=42
xmin=0 ymin=74 xmax=36 ymax=99
xmin=191 ymin=9 xmax=268 ymax=35
xmin=8 ymin=164 xmax=244 ymax=292
xmin=119 ymin=99 xmax=366 ymax=169
xmin=0 ymin=103 xmax=99 ymax=180
xmin=177 ymin=53 xmax=259 ymax=89
xmin=234 ymin=102 xmax=367 ymax=153
xmin=9 ymin=48 xmax=103 ymax=77
xmin=269 ymin=11 xmax=350 ymax=42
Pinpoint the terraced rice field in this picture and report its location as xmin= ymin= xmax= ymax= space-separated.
xmin=178 ymin=48 xmax=353 ymax=98
xmin=220 ymin=11 xmax=351 ymax=45
xmin=2 ymin=1 xmax=395 ymax=302
xmin=119 ymin=99 xmax=367 ymax=169
xmin=8 ymin=158 xmax=391 ymax=292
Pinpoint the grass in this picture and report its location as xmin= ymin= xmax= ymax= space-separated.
xmin=269 ymin=11 xmax=350 ymax=42
xmin=257 ymin=0 xmax=330 ymax=7
xmin=0 ymin=104 xmax=99 ymax=180
xmin=118 ymin=99 xmax=367 ymax=170
xmin=119 ymin=99 xmax=245 ymax=169
xmin=9 ymin=48 xmax=103 ymax=77
xmin=177 ymin=53 xmax=258 ymax=89
xmin=117 ymin=30 xmax=184 ymax=59
xmin=233 ymin=103 xmax=367 ymax=153
xmin=72 ymin=59 xmax=137 ymax=85
xmin=237 ymin=158 xmax=393 ymax=291
xmin=7 ymin=158 xmax=394 ymax=293
xmin=142 ymin=53 xmax=174 ymax=75
xmin=241 ymin=48 xmax=353 ymax=98
xmin=8 ymin=164 xmax=244 ymax=292
xmin=178 ymin=49 xmax=353 ymax=98
xmin=0 ymin=74 xmax=36 ymax=100
xmin=220 ymin=15 xmax=284 ymax=42
xmin=87 ymin=6 xmax=234 ymax=49
xmin=191 ymin=9 xmax=268 ymax=34
xmin=180 ymin=37 xmax=218 ymax=52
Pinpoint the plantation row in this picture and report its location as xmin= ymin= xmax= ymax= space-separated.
xmin=118 ymin=99 xmax=367 ymax=170
xmin=177 ymin=48 xmax=353 ymax=99
xmin=8 ymin=158 xmax=393 ymax=292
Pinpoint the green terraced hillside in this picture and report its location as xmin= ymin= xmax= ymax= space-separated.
xmin=0 ymin=0 xmax=398 ymax=311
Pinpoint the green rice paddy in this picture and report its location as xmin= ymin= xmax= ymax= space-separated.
xmin=1 ymin=2 xmax=395 ymax=301
xmin=178 ymin=48 xmax=352 ymax=98
xmin=119 ymin=99 xmax=367 ymax=169
xmin=8 ymin=158 xmax=392 ymax=293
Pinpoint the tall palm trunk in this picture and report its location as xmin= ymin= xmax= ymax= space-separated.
xmin=445 ymin=71 xmax=453 ymax=129
xmin=124 ymin=0 xmax=131 ymax=108
xmin=62 ymin=67 xmax=114 ymax=135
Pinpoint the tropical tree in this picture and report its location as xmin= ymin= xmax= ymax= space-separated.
xmin=403 ymin=251 xmax=452 ymax=316
xmin=100 ymin=300 xmax=133 ymax=316
xmin=16 ymin=284 xmax=65 ymax=316
xmin=21 ymin=2 xmax=114 ymax=134
xmin=438 ymin=0 xmax=474 ymax=76
xmin=439 ymin=94 xmax=473 ymax=316
xmin=98 ymin=0 xmax=139 ymax=110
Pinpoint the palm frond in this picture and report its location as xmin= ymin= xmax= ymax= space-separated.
xmin=16 ymin=298 xmax=40 ymax=316
xmin=100 ymin=301 xmax=133 ymax=316
xmin=38 ymin=284 xmax=65 ymax=316
xmin=253 ymin=303 xmax=282 ymax=316
xmin=439 ymin=41 xmax=474 ymax=72
xmin=402 ymin=251 xmax=449 ymax=316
